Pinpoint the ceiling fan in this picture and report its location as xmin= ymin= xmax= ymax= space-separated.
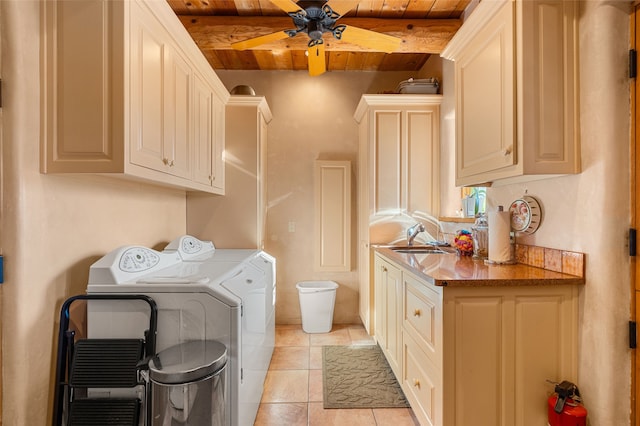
xmin=231 ymin=0 xmax=402 ymax=76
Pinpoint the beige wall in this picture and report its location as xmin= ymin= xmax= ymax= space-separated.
xmin=1 ymin=2 xmax=187 ymax=424
xmin=214 ymin=69 xmax=433 ymax=325
xmin=438 ymin=2 xmax=631 ymax=425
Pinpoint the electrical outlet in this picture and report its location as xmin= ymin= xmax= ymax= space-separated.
xmin=288 ymin=221 xmax=296 ymax=233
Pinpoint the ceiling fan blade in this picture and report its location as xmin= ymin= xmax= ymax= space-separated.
xmin=308 ymin=43 xmax=326 ymax=76
xmin=338 ymin=25 xmax=402 ymax=54
xmin=328 ymin=0 xmax=359 ymax=17
xmin=231 ymin=31 xmax=291 ymax=50
xmin=269 ymin=0 xmax=303 ymax=13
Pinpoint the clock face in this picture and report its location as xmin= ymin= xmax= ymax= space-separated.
xmin=510 ymin=199 xmax=531 ymax=232
xmin=509 ymin=196 xmax=541 ymax=234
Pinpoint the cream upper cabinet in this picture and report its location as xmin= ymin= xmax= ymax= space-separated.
xmin=441 ymin=0 xmax=579 ymax=186
xmin=42 ymin=0 xmax=229 ymax=194
xmin=373 ymin=253 xmax=578 ymax=426
xmin=187 ymin=96 xmax=272 ymax=249
xmin=354 ymin=95 xmax=442 ymax=217
xmin=129 ymin=9 xmax=191 ymax=180
xmin=191 ymin=72 xmax=225 ymax=192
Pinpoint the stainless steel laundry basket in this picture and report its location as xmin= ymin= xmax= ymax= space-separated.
xmin=149 ymin=340 xmax=227 ymax=425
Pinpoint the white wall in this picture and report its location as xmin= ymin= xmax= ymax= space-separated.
xmin=438 ymin=2 xmax=632 ymax=424
xmin=1 ymin=2 xmax=187 ymax=424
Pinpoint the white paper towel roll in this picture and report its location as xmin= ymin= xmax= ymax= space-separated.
xmin=488 ymin=208 xmax=512 ymax=263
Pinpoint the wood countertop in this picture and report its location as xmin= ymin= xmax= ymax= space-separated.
xmin=374 ymin=246 xmax=585 ymax=287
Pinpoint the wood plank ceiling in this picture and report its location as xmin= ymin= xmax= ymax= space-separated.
xmin=167 ymin=0 xmax=471 ymax=72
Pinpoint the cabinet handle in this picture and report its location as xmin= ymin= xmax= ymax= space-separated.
xmin=502 ymin=145 xmax=512 ymax=156
xmin=413 ymin=309 xmax=421 ymax=317
xmin=382 ymin=266 xmax=388 ymax=272
xmin=169 ymin=160 xmax=174 ymax=167
xmin=413 ymin=379 xmax=421 ymax=389
xmin=162 ymin=158 xmax=175 ymax=167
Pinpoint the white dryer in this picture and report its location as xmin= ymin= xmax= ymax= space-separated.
xmin=86 ymin=235 xmax=276 ymax=426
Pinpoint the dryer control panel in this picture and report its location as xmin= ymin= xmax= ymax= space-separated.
xmin=88 ymin=246 xmax=181 ymax=285
xmin=164 ymin=235 xmax=216 ymax=260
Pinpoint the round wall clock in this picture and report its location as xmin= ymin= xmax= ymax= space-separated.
xmin=509 ymin=195 xmax=542 ymax=234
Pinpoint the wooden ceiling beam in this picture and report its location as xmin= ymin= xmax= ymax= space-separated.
xmin=178 ymin=16 xmax=461 ymax=53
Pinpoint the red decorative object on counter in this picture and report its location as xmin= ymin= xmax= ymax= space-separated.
xmin=454 ymin=230 xmax=474 ymax=256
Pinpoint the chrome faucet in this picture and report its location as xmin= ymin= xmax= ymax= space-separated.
xmin=406 ymin=223 xmax=425 ymax=246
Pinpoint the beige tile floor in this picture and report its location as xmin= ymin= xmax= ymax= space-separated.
xmin=254 ymin=324 xmax=419 ymax=426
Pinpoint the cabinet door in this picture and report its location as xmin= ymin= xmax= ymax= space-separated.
xmin=43 ymin=0 xmax=125 ymax=173
xmin=374 ymin=254 xmax=402 ymax=370
xmin=369 ymin=104 xmax=440 ymax=217
xmin=192 ymin=72 xmax=214 ymax=187
xmin=162 ymin=44 xmax=191 ymax=178
xmin=372 ymin=110 xmax=402 ymax=215
xmin=360 ymin=115 xmax=373 ymax=332
xmin=455 ymin=1 xmax=515 ymax=185
xmin=257 ymin=111 xmax=268 ymax=248
xmin=374 ymin=255 xmax=387 ymax=347
xmin=406 ymin=106 xmax=440 ymax=216
xmin=129 ymin=8 xmax=165 ymax=171
xmin=162 ymin=44 xmax=191 ymax=179
xmin=519 ymin=0 xmax=579 ymax=175
xmin=385 ymin=268 xmax=401 ymax=373
xmin=211 ymin=94 xmax=225 ymax=193
xmin=444 ymin=294 xmax=505 ymax=426
xmin=130 ymin=8 xmax=191 ymax=178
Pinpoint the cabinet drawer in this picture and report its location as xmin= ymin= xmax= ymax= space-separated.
xmin=403 ymin=330 xmax=441 ymax=426
xmin=403 ymin=273 xmax=442 ymax=368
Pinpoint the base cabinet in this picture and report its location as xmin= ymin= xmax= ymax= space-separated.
xmin=442 ymin=286 xmax=578 ymax=426
xmin=373 ymin=254 xmax=578 ymax=426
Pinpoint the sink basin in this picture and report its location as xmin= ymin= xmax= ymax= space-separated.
xmin=389 ymin=246 xmax=448 ymax=254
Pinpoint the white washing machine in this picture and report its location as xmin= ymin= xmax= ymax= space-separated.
xmin=86 ymin=235 xmax=276 ymax=426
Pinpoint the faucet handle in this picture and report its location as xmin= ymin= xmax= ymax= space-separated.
xmin=407 ymin=222 xmax=426 ymax=245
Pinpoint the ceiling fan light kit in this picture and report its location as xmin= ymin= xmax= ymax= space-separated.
xmin=231 ymin=0 xmax=402 ymax=76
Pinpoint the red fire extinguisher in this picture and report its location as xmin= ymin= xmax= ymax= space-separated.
xmin=548 ymin=381 xmax=587 ymax=426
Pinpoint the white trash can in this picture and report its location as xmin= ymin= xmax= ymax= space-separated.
xmin=296 ymin=281 xmax=339 ymax=333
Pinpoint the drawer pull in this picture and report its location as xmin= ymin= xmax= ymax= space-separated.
xmin=382 ymin=266 xmax=388 ymax=272
xmin=413 ymin=309 xmax=421 ymax=317
xmin=413 ymin=378 xmax=421 ymax=389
